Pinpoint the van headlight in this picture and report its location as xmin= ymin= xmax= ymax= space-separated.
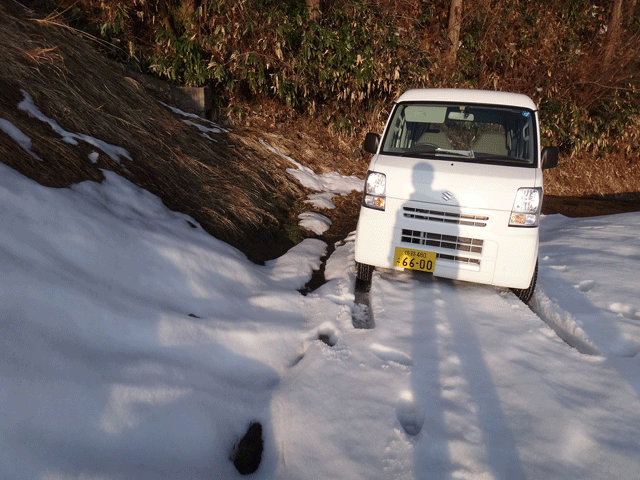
xmin=509 ymin=187 xmax=542 ymax=227
xmin=363 ymin=171 xmax=386 ymax=210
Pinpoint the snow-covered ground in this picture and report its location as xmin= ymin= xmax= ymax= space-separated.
xmin=2 ymin=94 xmax=640 ymax=479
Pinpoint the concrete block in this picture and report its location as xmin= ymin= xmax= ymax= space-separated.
xmin=170 ymin=85 xmax=213 ymax=119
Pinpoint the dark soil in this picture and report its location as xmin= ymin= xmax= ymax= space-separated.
xmin=542 ymin=194 xmax=640 ymax=217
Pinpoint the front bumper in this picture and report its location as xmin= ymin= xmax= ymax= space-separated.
xmin=354 ymin=198 xmax=538 ymax=289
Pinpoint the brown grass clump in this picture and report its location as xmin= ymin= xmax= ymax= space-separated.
xmin=0 ymin=3 xmax=356 ymax=262
xmin=544 ymin=140 xmax=640 ymax=198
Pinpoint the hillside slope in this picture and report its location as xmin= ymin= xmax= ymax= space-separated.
xmin=0 ymin=2 xmax=365 ymax=262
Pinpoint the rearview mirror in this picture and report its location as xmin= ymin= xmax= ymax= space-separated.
xmin=541 ymin=146 xmax=559 ymax=170
xmin=364 ymin=133 xmax=380 ymax=154
xmin=448 ymin=111 xmax=474 ymax=121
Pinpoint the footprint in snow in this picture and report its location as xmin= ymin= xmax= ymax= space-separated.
xmin=317 ymin=323 xmax=338 ymax=347
xmin=289 ymin=323 xmax=338 ymax=368
xmin=370 ymin=343 xmax=413 ymax=366
xmin=291 ymin=324 xmax=339 ymax=368
xmin=609 ymin=302 xmax=639 ymax=320
xmin=576 ymin=280 xmax=595 ymax=292
xmin=396 ymin=391 xmax=424 ymax=436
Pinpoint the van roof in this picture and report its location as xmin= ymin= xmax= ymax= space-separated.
xmin=396 ymin=89 xmax=537 ymax=110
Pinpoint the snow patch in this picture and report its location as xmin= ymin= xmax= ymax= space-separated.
xmin=304 ymin=192 xmax=337 ymax=209
xmin=298 ymin=211 xmax=332 ymax=235
xmin=0 ymin=116 xmax=43 ymax=161
xmin=18 ymin=90 xmax=132 ymax=163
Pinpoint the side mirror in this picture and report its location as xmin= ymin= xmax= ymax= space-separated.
xmin=364 ymin=133 xmax=380 ymax=154
xmin=541 ymin=146 xmax=559 ymax=170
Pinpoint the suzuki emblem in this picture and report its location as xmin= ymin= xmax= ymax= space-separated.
xmin=442 ymin=191 xmax=453 ymax=201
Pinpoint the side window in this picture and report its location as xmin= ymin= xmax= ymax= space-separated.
xmin=383 ymin=106 xmax=407 ymax=152
xmin=504 ymin=114 xmax=533 ymax=161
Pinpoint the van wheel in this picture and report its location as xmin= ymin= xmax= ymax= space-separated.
xmin=356 ymin=262 xmax=374 ymax=283
xmin=511 ymin=260 xmax=538 ymax=304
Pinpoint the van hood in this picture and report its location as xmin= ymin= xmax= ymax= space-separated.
xmin=372 ymin=155 xmax=541 ymax=211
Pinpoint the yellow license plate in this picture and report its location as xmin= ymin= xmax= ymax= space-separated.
xmin=393 ymin=247 xmax=436 ymax=273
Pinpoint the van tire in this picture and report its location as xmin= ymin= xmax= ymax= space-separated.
xmin=356 ymin=262 xmax=374 ymax=283
xmin=511 ymin=259 xmax=538 ymax=304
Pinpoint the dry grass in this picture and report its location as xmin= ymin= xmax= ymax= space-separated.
xmin=0 ymin=3 xmax=367 ymax=262
xmin=545 ymin=145 xmax=640 ymax=198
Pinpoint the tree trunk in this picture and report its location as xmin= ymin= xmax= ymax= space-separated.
xmin=184 ymin=0 xmax=198 ymax=18
xmin=306 ymin=0 xmax=321 ymax=22
xmin=603 ymin=0 xmax=624 ymax=64
xmin=445 ymin=0 xmax=463 ymax=67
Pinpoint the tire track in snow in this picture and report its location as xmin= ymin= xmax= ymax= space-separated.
xmin=353 ymin=278 xmax=374 ymax=329
xmin=530 ymin=263 xmax=640 ymax=358
xmin=529 ymin=291 xmax=601 ymax=355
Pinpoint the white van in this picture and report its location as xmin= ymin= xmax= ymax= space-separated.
xmin=354 ymin=89 xmax=558 ymax=303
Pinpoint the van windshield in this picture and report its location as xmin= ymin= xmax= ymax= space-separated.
xmin=381 ymin=102 xmax=537 ymax=167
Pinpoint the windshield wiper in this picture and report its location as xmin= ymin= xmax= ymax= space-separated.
xmin=473 ymin=153 xmax=530 ymax=163
xmin=402 ymin=146 xmax=474 ymax=158
xmin=438 ymin=148 xmax=474 ymax=158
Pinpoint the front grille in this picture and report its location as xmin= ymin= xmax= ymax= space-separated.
xmin=403 ymin=207 xmax=489 ymax=227
xmin=401 ymin=229 xmax=483 ymax=266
